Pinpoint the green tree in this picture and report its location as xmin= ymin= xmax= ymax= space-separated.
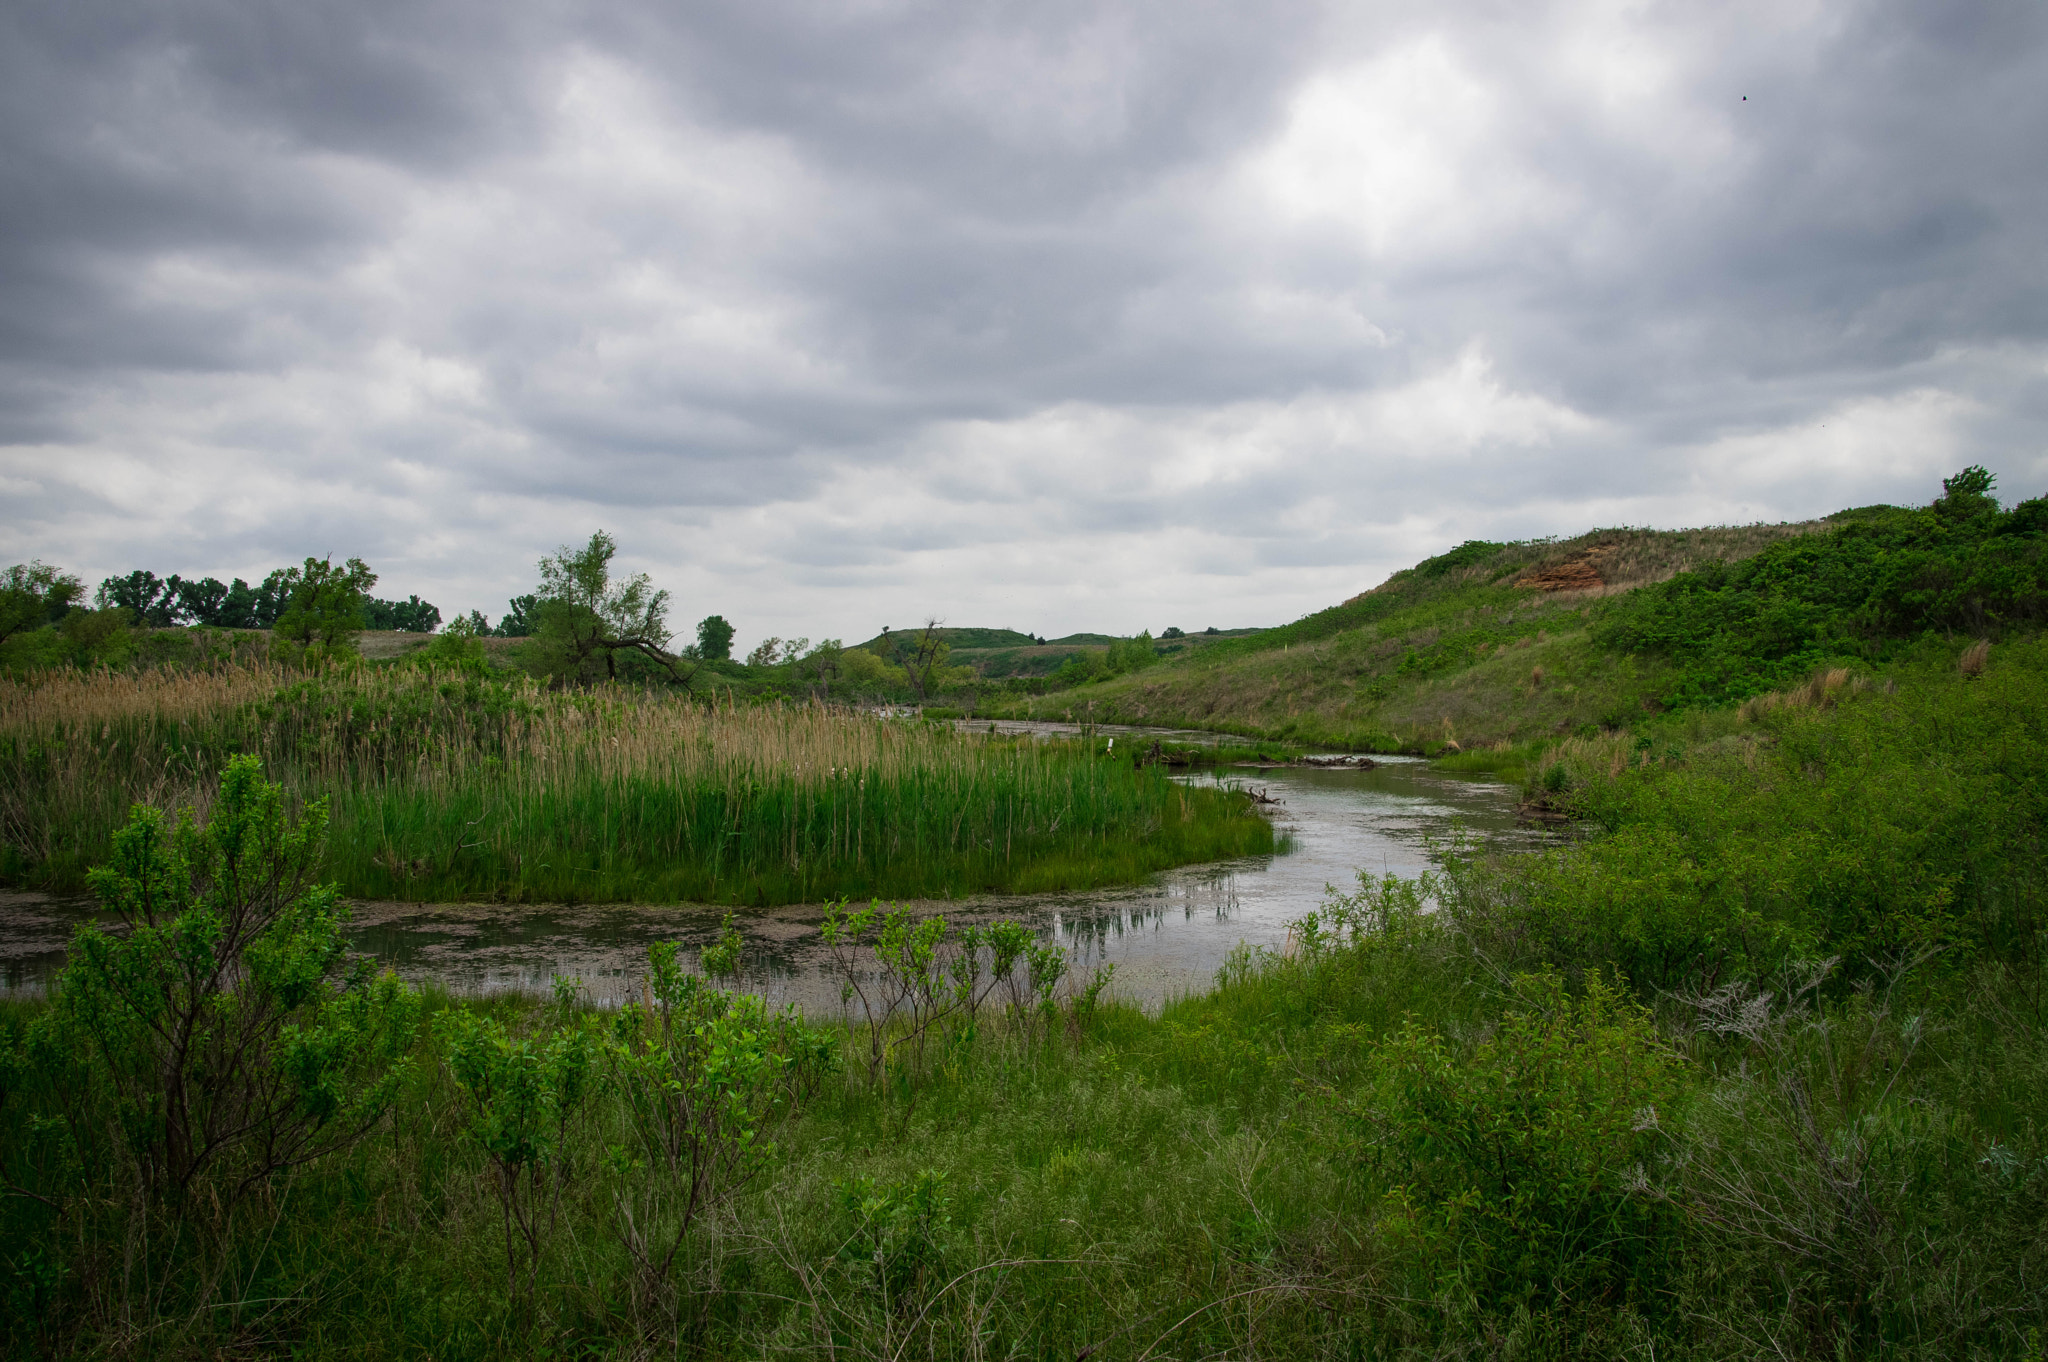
xmin=211 ymin=572 xmax=290 ymax=629
xmin=497 ymin=593 xmax=539 ymax=637
xmin=840 ymin=645 xmax=906 ymax=693
xmin=58 ymin=606 xmax=133 ymax=665
xmin=174 ymin=575 xmax=231 ymax=625
xmin=530 ymin=531 xmax=695 ymax=683
xmin=794 ymin=638 xmax=845 ymax=699
xmin=95 ymin=569 xmax=180 ymax=626
xmin=363 ymin=594 xmax=441 ymax=632
xmin=897 ymin=618 xmax=954 ymax=702
xmin=0 ymin=561 xmax=82 ymax=644
xmin=273 ymin=556 xmax=377 ymax=654
xmin=695 ymin=614 xmax=735 ymax=660
xmin=1936 ymin=464 xmax=1998 ymax=518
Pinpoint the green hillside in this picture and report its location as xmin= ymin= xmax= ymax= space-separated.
xmin=850 ymin=626 xmax=1038 ymax=653
xmin=854 ymin=625 xmax=1264 ymax=678
xmin=1003 ymin=469 xmax=2047 ymax=750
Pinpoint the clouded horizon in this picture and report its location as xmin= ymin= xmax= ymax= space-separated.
xmin=4 ymin=0 xmax=2045 ymax=651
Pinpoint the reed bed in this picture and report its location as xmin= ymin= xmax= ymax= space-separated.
xmin=0 ymin=663 xmax=1273 ymax=900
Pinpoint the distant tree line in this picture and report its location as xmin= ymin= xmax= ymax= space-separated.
xmin=93 ymin=567 xmax=443 ymax=633
xmin=1 ymin=555 xmax=409 ymax=670
xmin=6 ymin=532 xmax=1138 ymax=710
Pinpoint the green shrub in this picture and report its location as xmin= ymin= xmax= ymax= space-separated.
xmin=443 ymin=986 xmax=597 ymax=1316
xmin=1494 ymin=649 xmax=2048 ymax=989
xmin=1355 ymin=970 xmax=1683 ymax=1319
xmin=49 ymin=755 xmax=418 ymax=1218
xmin=834 ymin=1169 xmax=952 ymax=1308
xmin=1596 ymin=470 xmax=2048 ymax=706
xmin=604 ymin=924 xmax=833 ymax=1321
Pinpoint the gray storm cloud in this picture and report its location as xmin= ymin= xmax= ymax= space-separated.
xmin=2 ymin=0 xmax=2044 ymax=649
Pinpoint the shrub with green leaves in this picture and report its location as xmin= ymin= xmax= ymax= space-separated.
xmin=604 ymin=922 xmax=833 ymax=1320
xmin=834 ymin=1169 xmax=952 ymax=1308
xmin=47 ymin=754 xmax=418 ymax=1217
xmin=822 ymin=901 xmax=1074 ymax=1085
xmin=444 ymin=987 xmax=597 ymax=1316
xmin=1490 ymin=646 xmax=2048 ymax=990
xmin=1356 ymin=970 xmax=1682 ymax=1318
xmin=1596 ymin=468 xmax=2048 ymax=706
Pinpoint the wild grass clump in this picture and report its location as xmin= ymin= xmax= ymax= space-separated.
xmin=0 ymin=664 xmax=1275 ymax=900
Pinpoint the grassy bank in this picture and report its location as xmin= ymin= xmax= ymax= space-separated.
xmin=0 ymin=664 xmax=1275 ymax=902
xmin=5 ymin=638 xmax=2046 ymax=1358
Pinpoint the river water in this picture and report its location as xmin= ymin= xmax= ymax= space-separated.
xmin=0 ymin=726 xmax=1548 ymax=1010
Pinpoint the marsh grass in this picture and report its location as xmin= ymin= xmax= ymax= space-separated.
xmin=0 ymin=664 xmax=1274 ymax=900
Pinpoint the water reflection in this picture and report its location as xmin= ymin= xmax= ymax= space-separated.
xmin=1 ymin=739 xmax=1553 ymax=1010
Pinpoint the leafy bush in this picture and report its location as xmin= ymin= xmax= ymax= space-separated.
xmin=1356 ymin=971 xmax=1682 ymax=1318
xmin=1488 ymin=647 xmax=2048 ymax=989
xmin=1596 ymin=469 xmax=2048 ymax=705
xmin=604 ymin=922 xmax=833 ymax=1320
xmin=834 ymin=1169 xmax=952 ymax=1308
xmin=444 ymin=986 xmax=597 ymax=1315
xmin=43 ymin=755 xmax=418 ymax=1221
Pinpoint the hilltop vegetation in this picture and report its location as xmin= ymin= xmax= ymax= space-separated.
xmin=1002 ymin=469 xmax=2048 ymax=751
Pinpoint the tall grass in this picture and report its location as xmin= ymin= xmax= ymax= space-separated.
xmin=0 ymin=664 xmax=1274 ymax=900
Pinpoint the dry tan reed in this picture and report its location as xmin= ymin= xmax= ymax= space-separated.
xmin=6 ymin=663 xmax=1253 ymax=899
xmin=0 ymin=662 xmax=967 ymax=789
xmin=1736 ymin=667 xmax=1870 ymax=722
xmin=0 ymin=661 xmax=291 ymax=734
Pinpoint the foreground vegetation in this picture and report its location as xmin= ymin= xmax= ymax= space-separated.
xmin=4 ymin=624 xmax=2046 ymax=1358
xmin=0 ymin=665 xmax=1274 ymax=902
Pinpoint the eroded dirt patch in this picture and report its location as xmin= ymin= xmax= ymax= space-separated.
xmin=1515 ymin=548 xmax=1610 ymax=592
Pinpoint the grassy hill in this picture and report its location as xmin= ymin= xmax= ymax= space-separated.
xmin=854 ymin=625 xmax=1264 ymax=678
xmin=1001 ymin=471 xmax=2047 ymax=751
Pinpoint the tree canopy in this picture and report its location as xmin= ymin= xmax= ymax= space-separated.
xmin=1 ymin=561 xmax=83 ymax=644
xmin=273 ymin=557 xmax=378 ymax=654
xmin=695 ymin=615 xmax=735 ymax=661
xmin=529 ymin=532 xmax=696 ymax=684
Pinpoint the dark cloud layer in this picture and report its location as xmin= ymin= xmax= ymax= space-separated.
xmin=3 ymin=0 xmax=2046 ymax=646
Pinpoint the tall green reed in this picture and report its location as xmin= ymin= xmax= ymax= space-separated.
xmin=1 ymin=664 xmax=1274 ymax=900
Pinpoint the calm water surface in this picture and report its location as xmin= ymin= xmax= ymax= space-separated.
xmin=0 ymin=726 xmax=1550 ymax=1010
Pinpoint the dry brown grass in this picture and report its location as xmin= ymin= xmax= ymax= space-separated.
xmin=1 ymin=662 xmax=984 ymax=797
xmin=1959 ymin=640 xmax=1991 ymax=676
xmin=0 ymin=663 xmax=1000 ymax=877
xmin=1344 ymin=519 xmax=1835 ymax=606
xmin=1736 ymin=667 xmax=1873 ymax=722
xmin=0 ymin=662 xmax=290 ymax=733
xmin=1535 ymin=729 xmax=1638 ymax=784
xmin=1516 ymin=522 xmax=1835 ymax=598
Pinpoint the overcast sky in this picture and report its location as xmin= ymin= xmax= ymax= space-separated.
xmin=3 ymin=0 xmax=2045 ymax=648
